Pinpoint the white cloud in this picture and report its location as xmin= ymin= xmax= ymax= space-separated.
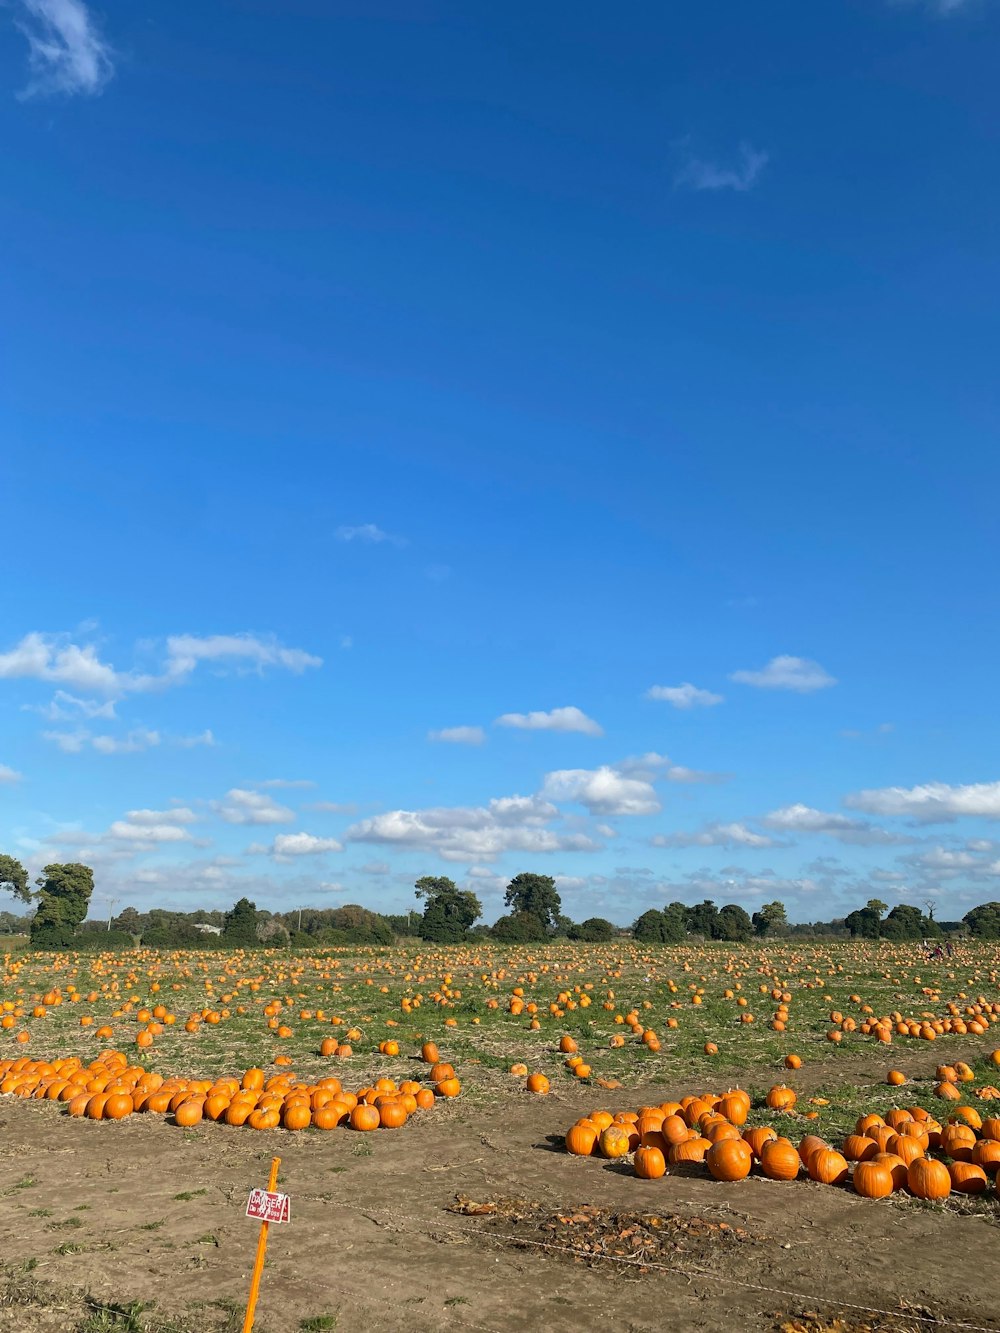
xmin=42 ymin=726 xmax=212 ymax=754
xmin=653 ymin=822 xmax=778 ymax=849
xmin=214 ymin=789 xmax=295 ymax=825
xmin=15 ymin=0 xmax=114 ymax=99
xmin=269 ymin=833 xmax=344 ymax=857
xmin=762 ymin=803 xmax=904 ymax=845
xmin=616 ymin=752 xmax=726 ymax=784
xmin=1 ymin=630 xmax=320 ymax=699
xmin=730 ymin=655 xmax=836 ymax=693
xmin=107 ymin=820 xmax=195 ymax=845
xmin=0 ymin=764 xmax=22 ymax=784
xmin=27 ymin=690 xmax=117 ymax=721
xmin=307 ymin=801 xmax=359 ymax=814
xmin=429 ymin=726 xmax=486 ymax=745
xmin=91 ymin=729 xmax=160 ymax=754
xmin=335 ymin=523 xmax=405 ymax=546
xmin=43 ymin=727 xmax=161 ymax=754
xmin=845 ymin=780 xmax=1000 ymax=822
xmin=675 ymin=142 xmax=769 ymax=193
xmin=646 ymin=682 xmax=724 ymax=709
xmin=542 ymin=766 xmax=660 ymax=816
xmin=124 ymin=808 xmax=198 ymax=826
xmin=41 ymin=729 xmax=88 ymax=753
xmin=1 ymin=633 xmax=124 ymax=694
xmin=912 ymin=847 xmax=979 ymax=870
xmin=174 ymin=730 xmax=216 ymax=748
xmin=495 ymin=705 xmax=603 ymax=736
xmin=164 ymin=634 xmax=321 ymax=679
xmin=346 ymin=793 xmax=598 ymax=862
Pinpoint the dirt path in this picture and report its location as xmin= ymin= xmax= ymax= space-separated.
xmin=2 ymin=1086 xmax=999 ymax=1333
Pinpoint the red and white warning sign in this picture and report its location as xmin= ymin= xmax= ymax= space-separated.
xmin=246 ymin=1188 xmax=290 ymax=1223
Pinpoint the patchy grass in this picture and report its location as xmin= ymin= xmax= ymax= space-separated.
xmin=1 ymin=938 xmax=998 ymax=1153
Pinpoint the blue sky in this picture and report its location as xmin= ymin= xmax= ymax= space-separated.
xmin=2 ymin=0 xmax=999 ymax=925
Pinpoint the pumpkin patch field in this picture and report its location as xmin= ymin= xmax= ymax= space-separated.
xmin=2 ymin=939 xmax=1000 ymax=1332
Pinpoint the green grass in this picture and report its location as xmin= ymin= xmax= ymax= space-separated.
xmin=2 ymin=939 xmax=998 ymax=1144
xmin=76 ymin=1299 xmax=151 ymax=1333
xmin=299 ymin=1316 xmax=339 ymax=1331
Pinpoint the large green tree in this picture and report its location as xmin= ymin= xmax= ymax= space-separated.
xmin=882 ymin=904 xmax=937 ymax=940
xmin=686 ymin=900 xmax=719 ymax=939
xmin=633 ymin=909 xmax=668 ymax=942
xmin=717 ymin=903 xmax=753 ymax=941
xmin=964 ymin=902 xmax=1000 ymax=939
xmin=221 ymin=897 xmax=261 ymax=946
xmin=752 ymin=901 xmax=788 ymax=936
xmin=571 ymin=917 xmax=616 ymax=942
xmin=503 ymin=873 xmax=561 ymax=932
xmin=415 ymin=876 xmax=482 ymax=943
xmin=0 ymin=854 xmax=29 ymax=903
xmin=662 ymin=902 xmax=688 ymax=943
xmin=844 ymin=906 xmax=881 ymax=939
xmin=491 ymin=910 xmax=547 ymax=943
xmin=30 ymin=863 xmax=95 ymax=949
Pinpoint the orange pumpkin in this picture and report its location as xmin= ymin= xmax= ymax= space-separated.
xmin=808 ymin=1149 xmax=849 ymax=1185
xmin=349 ymin=1104 xmax=380 ymax=1132
xmin=634 ymin=1145 xmax=667 ymax=1179
xmin=852 ymin=1160 xmax=893 ymax=1198
xmin=565 ymin=1122 xmax=598 ymax=1156
xmin=907 ymin=1157 xmax=951 ymax=1200
xmin=948 ymin=1161 xmax=988 ymax=1195
xmin=706 ymin=1138 xmax=752 ymax=1182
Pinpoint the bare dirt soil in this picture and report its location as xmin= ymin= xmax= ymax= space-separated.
xmin=2 ymin=1076 xmax=998 ymax=1333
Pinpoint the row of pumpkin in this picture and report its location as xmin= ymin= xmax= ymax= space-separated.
xmin=0 ymin=1045 xmax=460 ymax=1131
xmin=563 ymin=1086 xmax=1000 ymax=1200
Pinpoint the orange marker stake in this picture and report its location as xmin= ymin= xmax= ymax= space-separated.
xmin=242 ymin=1156 xmax=282 ymax=1333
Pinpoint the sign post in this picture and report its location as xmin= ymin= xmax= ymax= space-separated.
xmin=242 ymin=1157 xmax=288 ymax=1333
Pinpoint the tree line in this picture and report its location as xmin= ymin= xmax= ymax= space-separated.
xmin=3 ymin=853 xmax=1000 ymax=949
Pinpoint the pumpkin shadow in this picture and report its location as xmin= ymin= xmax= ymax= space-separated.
xmin=662 ymin=1162 xmax=706 ymax=1180
xmin=534 ymin=1135 xmax=567 ymax=1153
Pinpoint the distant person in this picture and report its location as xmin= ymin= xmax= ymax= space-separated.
xmin=945 ymin=940 xmax=953 ymax=958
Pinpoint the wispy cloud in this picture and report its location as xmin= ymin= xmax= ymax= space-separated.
xmin=845 ymin=780 xmax=1000 ymax=822
xmin=163 ymin=633 xmax=321 ymax=679
xmin=346 ymin=794 xmax=597 ymax=863
xmin=652 ymin=822 xmax=779 ymax=849
xmin=335 ymin=523 xmax=406 ymax=546
xmin=675 ymin=141 xmax=770 ymax=193
xmin=41 ymin=727 xmax=212 ymax=754
xmin=173 ymin=730 xmax=216 ymax=749
xmin=14 ymin=0 xmax=114 ymax=100
xmin=762 ymin=803 xmax=907 ymax=845
xmin=24 ymin=689 xmax=116 ymax=721
xmin=730 ymin=655 xmax=836 ymax=693
xmin=213 ymin=789 xmax=295 ymax=826
xmin=0 ymin=764 xmax=22 ymax=784
xmin=44 ymin=728 xmax=161 ymax=754
xmin=495 ymin=705 xmax=603 ymax=737
xmin=0 ymin=630 xmax=321 ymax=698
xmin=429 ymin=726 xmax=486 ymax=745
xmin=646 ymin=682 xmax=724 ymax=710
